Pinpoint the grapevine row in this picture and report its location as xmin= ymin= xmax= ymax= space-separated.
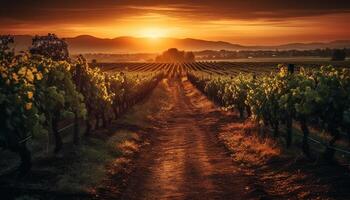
xmin=0 ymin=53 xmax=163 ymax=175
xmin=188 ymin=65 xmax=350 ymax=160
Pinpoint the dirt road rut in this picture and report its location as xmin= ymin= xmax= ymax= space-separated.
xmin=121 ymin=78 xmax=254 ymax=200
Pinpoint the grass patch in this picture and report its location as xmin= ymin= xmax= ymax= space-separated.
xmin=218 ymin=118 xmax=350 ymax=199
xmin=120 ymin=79 xmax=171 ymax=128
xmin=219 ymin=120 xmax=281 ymax=167
xmin=54 ymin=129 xmax=140 ymax=193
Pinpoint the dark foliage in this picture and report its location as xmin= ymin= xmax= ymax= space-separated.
xmin=196 ymin=48 xmax=350 ymax=60
xmin=155 ymin=48 xmax=195 ymax=62
xmin=331 ymin=49 xmax=346 ymax=61
xmin=30 ymin=33 xmax=69 ymax=61
xmin=0 ymin=35 xmax=14 ymax=62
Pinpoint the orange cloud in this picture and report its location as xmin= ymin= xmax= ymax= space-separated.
xmin=0 ymin=1 xmax=349 ymax=45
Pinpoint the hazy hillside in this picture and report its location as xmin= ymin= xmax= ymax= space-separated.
xmin=11 ymin=35 xmax=350 ymax=54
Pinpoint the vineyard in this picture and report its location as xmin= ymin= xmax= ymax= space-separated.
xmin=103 ymin=61 xmax=350 ymax=199
xmin=2 ymin=53 xmax=350 ymax=199
xmin=98 ymin=61 xmax=350 ymax=161
xmin=2 ymin=0 xmax=350 ymax=197
xmin=0 ymin=53 xmax=163 ymax=175
xmin=1 ymin=0 xmax=350 ymax=197
xmin=98 ymin=61 xmax=350 ymax=75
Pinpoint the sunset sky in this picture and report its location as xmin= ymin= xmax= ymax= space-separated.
xmin=0 ymin=0 xmax=350 ymax=45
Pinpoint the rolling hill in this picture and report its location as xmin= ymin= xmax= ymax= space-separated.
xmin=11 ymin=35 xmax=350 ymax=54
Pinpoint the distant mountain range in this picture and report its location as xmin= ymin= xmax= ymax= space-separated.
xmin=11 ymin=35 xmax=350 ymax=54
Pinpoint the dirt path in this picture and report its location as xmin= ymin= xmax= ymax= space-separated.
xmin=121 ymin=78 xmax=255 ymax=200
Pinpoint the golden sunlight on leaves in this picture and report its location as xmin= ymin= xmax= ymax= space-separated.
xmin=27 ymin=91 xmax=33 ymax=99
xmin=18 ymin=67 xmax=27 ymax=76
xmin=12 ymin=73 xmax=19 ymax=82
xmin=26 ymin=70 xmax=34 ymax=82
xmin=36 ymin=72 xmax=43 ymax=80
xmin=25 ymin=102 xmax=32 ymax=110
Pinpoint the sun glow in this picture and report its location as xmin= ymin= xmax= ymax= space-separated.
xmin=139 ymin=28 xmax=168 ymax=39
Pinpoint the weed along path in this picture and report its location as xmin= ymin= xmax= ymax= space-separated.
xmin=120 ymin=78 xmax=255 ymax=200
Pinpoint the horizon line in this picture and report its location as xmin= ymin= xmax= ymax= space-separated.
xmin=6 ymin=34 xmax=350 ymax=47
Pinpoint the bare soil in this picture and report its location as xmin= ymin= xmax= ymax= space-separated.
xmin=119 ymin=78 xmax=259 ymax=200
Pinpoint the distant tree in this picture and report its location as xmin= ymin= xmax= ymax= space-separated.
xmin=345 ymin=48 xmax=350 ymax=57
xmin=0 ymin=35 xmax=14 ymax=62
xmin=331 ymin=49 xmax=346 ymax=61
xmin=0 ymin=35 xmax=13 ymax=52
xmin=184 ymin=51 xmax=195 ymax=62
xmin=163 ymin=48 xmax=183 ymax=62
xmin=155 ymin=48 xmax=195 ymax=62
xmin=155 ymin=55 xmax=162 ymax=62
xmin=30 ymin=33 xmax=69 ymax=61
xmin=91 ymin=59 xmax=98 ymax=67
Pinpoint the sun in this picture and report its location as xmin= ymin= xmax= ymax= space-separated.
xmin=139 ymin=28 xmax=167 ymax=39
